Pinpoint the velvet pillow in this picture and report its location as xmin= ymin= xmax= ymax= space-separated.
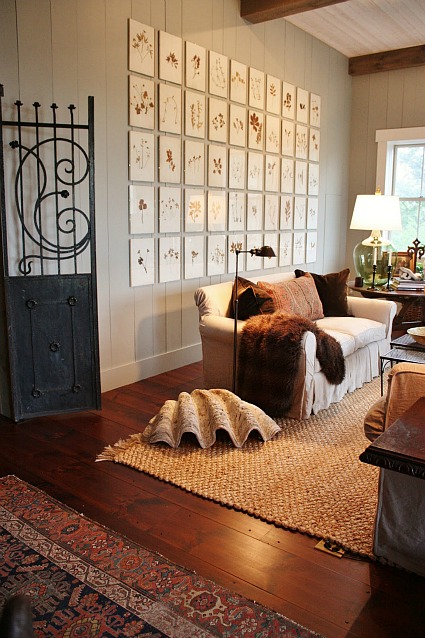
xmin=294 ymin=268 xmax=351 ymax=317
xmin=229 ymin=277 xmax=275 ymax=320
xmin=257 ymin=273 xmax=324 ymax=321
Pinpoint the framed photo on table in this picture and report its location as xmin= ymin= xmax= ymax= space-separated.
xmin=393 ymin=252 xmax=415 ymax=277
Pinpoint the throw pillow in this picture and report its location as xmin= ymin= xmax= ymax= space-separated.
xmin=257 ymin=273 xmax=324 ymax=321
xmin=295 ymin=268 xmax=351 ymax=316
xmin=229 ymin=277 xmax=275 ymax=320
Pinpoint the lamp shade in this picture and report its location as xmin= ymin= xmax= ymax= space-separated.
xmin=350 ymin=194 xmax=401 ymax=234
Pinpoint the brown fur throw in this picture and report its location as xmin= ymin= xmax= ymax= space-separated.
xmin=237 ymin=312 xmax=346 ymax=417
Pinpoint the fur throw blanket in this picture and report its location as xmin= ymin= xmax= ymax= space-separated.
xmin=237 ymin=313 xmax=346 ymax=417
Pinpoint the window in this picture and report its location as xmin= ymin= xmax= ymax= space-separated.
xmin=376 ymin=127 xmax=425 ymax=252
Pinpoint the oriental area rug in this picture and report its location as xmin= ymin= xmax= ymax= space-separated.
xmin=99 ymin=377 xmax=382 ymax=559
xmin=0 ymin=475 xmax=321 ymax=638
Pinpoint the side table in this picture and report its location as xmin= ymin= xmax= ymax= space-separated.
xmin=379 ymin=347 xmax=425 ymax=395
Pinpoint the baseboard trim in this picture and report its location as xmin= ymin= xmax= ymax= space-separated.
xmin=100 ymin=344 xmax=202 ymax=392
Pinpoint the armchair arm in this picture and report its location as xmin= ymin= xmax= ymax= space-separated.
xmin=385 ymin=362 xmax=425 ymax=429
xmin=347 ymin=296 xmax=397 ymax=339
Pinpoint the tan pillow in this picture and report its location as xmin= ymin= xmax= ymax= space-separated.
xmin=257 ymin=273 xmax=324 ymax=321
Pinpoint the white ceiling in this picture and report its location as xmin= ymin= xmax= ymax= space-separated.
xmin=285 ymin=0 xmax=425 ymax=58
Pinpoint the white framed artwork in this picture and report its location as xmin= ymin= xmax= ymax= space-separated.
xmin=228 ymin=191 xmax=245 ymax=231
xmin=245 ymin=233 xmax=263 ymax=271
xmin=279 ymin=233 xmax=292 ymax=267
xmin=294 ymin=196 xmax=306 ymax=229
xmin=230 ymin=60 xmax=247 ymax=104
xmin=264 ymin=194 xmax=279 ymax=230
xmin=130 ymin=237 xmax=155 ymax=287
xmin=248 ymin=110 xmax=263 ymax=150
xmin=307 ymin=197 xmax=318 ymax=229
xmin=249 ymin=67 xmax=264 ymax=109
xmin=281 ymin=158 xmax=294 ymax=194
xmin=207 ymin=192 xmax=226 ymax=231
xmin=309 ymin=128 xmax=320 ymax=162
xmin=263 ymin=233 xmax=278 ymax=269
xmin=159 ymin=83 xmax=181 ymax=134
xmin=293 ymin=231 xmax=306 ymax=265
xmin=265 ymin=115 xmax=280 ymax=154
xmin=280 ymin=196 xmax=293 ymax=230
xmin=159 ymin=31 xmax=182 ymax=84
xmin=185 ymin=41 xmax=206 ymax=92
xmin=282 ymin=82 xmax=295 ymax=119
xmin=266 ymin=74 xmax=281 ymax=115
xmin=159 ymin=236 xmax=181 ymax=283
xmin=247 ymin=194 xmax=263 ymax=231
xmin=229 ymin=104 xmax=246 ymax=147
xmin=308 ymin=163 xmax=320 ymax=196
xmin=185 ymin=91 xmax=205 ymax=139
xmin=129 ymin=185 xmax=155 ymax=234
xmin=228 ymin=148 xmax=246 ymax=190
xmin=185 ymin=189 xmax=205 ymax=232
xmin=208 ymin=145 xmax=227 ymax=188
xmin=247 ymin=152 xmax=263 ymax=191
xmin=306 ymin=231 xmax=317 ymax=264
xmin=128 ymin=20 xmax=154 ymax=77
xmin=228 ymin=234 xmax=244 ymax=274
xmin=209 ymin=51 xmax=228 ymax=98
xmin=159 ymin=187 xmax=181 ymax=233
xmin=184 ymin=140 xmax=205 ymax=186
xmin=158 ymin=135 xmax=181 ymax=183
xmin=295 ymin=124 xmax=308 ymax=159
xmin=295 ymin=160 xmax=307 ymax=195
xmin=208 ymin=97 xmax=227 ymax=143
xmin=207 ymin=235 xmax=226 ymax=276
xmin=310 ymin=93 xmax=321 ymax=128
xmin=184 ymin=235 xmax=205 ymax=279
xmin=129 ymin=131 xmax=154 ymax=182
xmin=129 ymin=75 xmax=155 ymax=129
xmin=296 ymin=87 xmax=309 ymax=123
xmin=281 ymin=121 xmax=294 ymax=156
xmin=265 ymin=155 xmax=280 ymax=192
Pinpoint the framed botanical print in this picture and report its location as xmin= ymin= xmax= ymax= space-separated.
xmin=207 ymin=192 xmax=226 ymax=232
xmin=264 ymin=194 xmax=279 ymax=230
xmin=208 ymin=97 xmax=228 ymax=143
xmin=308 ymin=163 xmax=319 ymax=196
xmin=282 ymin=82 xmax=295 ymax=119
xmin=281 ymin=121 xmax=294 ymax=156
xmin=158 ymin=135 xmax=181 ymax=183
xmin=295 ymin=160 xmax=307 ymax=195
xmin=245 ymin=233 xmax=263 ymax=271
xmin=208 ymin=144 xmax=227 ymax=188
xmin=248 ymin=110 xmax=264 ymax=150
xmin=184 ymin=140 xmax=205 ymax=186
xmin=230 ymin=59 xmax=247 ymax=104
xmin=307 ymin=197 xmax=318 ymax=229
xmin=310 ymin=93 xmax=321 ymax=128
xmin=158 ymin=83 xmax=181 ymax=134
xmin=185 ymin=91 xmax=205 ymax=139
xmin=293 ymin=231 xmax=306 ymax=265
xmin=296 ymin=87 xmax=309 ymax=123
xmin=185 ymin=189 xmax=205 ymax=232
xmin=265 ymin=115 xmax=280 ymax=154
xmin=280 ymin=196 xmax=293 ymax=230
xmin=209 ymin=51 xmax=228 ymax=98
xmin=249 ymin=67 xmax=265 ymax=109
xmin=228 ymin=234 xmax=244 ymax=273
xmin=265 ymin=155 xmax=280 ymax=192
xmin=184 ymin=235 xmax=205 ymax=279
xmin=281 ymin=158 xmax=294 ymax=194
xmin=130 ymin=237 xmax=155 ymax=287
xmin=309 ymin=128 xmax=320 ymax=162
xmin=266 ymin=74 xmax=281 ymax=115
xmin=263 ymin=233 xmax=278 ymax=269
xmin=229 ymin=104 xmax=247 ymax=147
xmin=129 ymin=75 xmax=155 ymax=129
xmin=279 ymin=233 xmax=292 ymax=267
xmin=159 ymin=187 xmax=181 ymax=233
xmin=295 ymin=124 xmax=308 ymax=159
xmin=159 ymin=31 xmax=182 ymax=84
xmin=159 ymin=236 xmax=181 ymax=283
xmin=247 ymin=152 xmax=263 ymax=191
xmin=294 ymin=196 xmax=306 ymax=229
xmin=207 ymin=235 xmax=226 ymax=276
xmin=228 ymin=148 xmax=246 ymax=190
xmin=129 ymin=185 xmax=155 ymax=234
xmin=306 ymin=231 xmax=318 ymax=263
xmin=247 ymin=194 xmax=263 ymax=230
xmin=129 ymin=131 xmax=155 ymax=182
xmin=128 ymin=19 xmax=154 ymax=77
xmin=185 ymin=41 xmax=206 ymax=91
xmin=228 ymin=191 xmax=245 ymax=231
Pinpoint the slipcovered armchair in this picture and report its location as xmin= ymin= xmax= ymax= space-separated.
xmin=364 ymin=362 xmax=425 ymax=576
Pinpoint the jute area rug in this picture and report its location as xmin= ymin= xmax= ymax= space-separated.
xmin=98 ymin=377 xmax=382 ymax=558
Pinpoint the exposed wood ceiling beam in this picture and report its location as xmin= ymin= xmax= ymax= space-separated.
xmin=240 ymin=0 xmax=349 ymax=23
xmin=349 ymin=44 xmax=425 ymax=76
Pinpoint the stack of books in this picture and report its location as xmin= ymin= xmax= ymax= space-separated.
xmin=390 ymin=277 xmax=425 ymax=291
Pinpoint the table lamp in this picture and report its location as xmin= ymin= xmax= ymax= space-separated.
xmin=232 ymin=245 xmax=275 ymax=393
xmin=350 ymin=189 xmax=401 ymax=289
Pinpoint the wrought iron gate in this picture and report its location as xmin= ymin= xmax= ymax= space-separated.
xmin=0 ymin=86 xmax=101 ymax=421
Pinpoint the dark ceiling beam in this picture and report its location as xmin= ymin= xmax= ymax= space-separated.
xmin=240 ymin=0 xmax=349 ymax=23
xmin=349 ymin=44 xmax=425 ymax=76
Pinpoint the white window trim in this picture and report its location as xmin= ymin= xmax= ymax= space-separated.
xmin=376 ymin=127 xmax=425 ymax=194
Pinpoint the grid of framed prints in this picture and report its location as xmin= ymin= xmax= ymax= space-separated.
xmin=127 ymin=19 xmax=321 ymax=285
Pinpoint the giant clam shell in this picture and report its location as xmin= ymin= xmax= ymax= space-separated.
xmin=143 ymin=388 xmax=280 ymax=448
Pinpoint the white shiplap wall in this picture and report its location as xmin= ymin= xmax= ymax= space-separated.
xmin=1 ymin=0 xmax=352 ymax=392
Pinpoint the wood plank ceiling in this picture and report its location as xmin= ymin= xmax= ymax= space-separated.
xmin=240 ymin=0 xmax=425 ymax=75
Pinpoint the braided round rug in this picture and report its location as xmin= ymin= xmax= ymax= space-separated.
xmin=98 ymin=377 xmax=382 ymax=558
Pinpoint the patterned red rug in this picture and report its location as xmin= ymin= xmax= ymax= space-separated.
xmin=0 ymin=475 xmax=322 ymax=637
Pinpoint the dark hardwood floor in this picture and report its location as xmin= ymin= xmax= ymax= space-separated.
xmin=1 ymin=361 xmax=424 ymax=638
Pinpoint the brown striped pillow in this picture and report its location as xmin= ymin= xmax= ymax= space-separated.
xmin=257 ymin=273 xmax=324 ymax=321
